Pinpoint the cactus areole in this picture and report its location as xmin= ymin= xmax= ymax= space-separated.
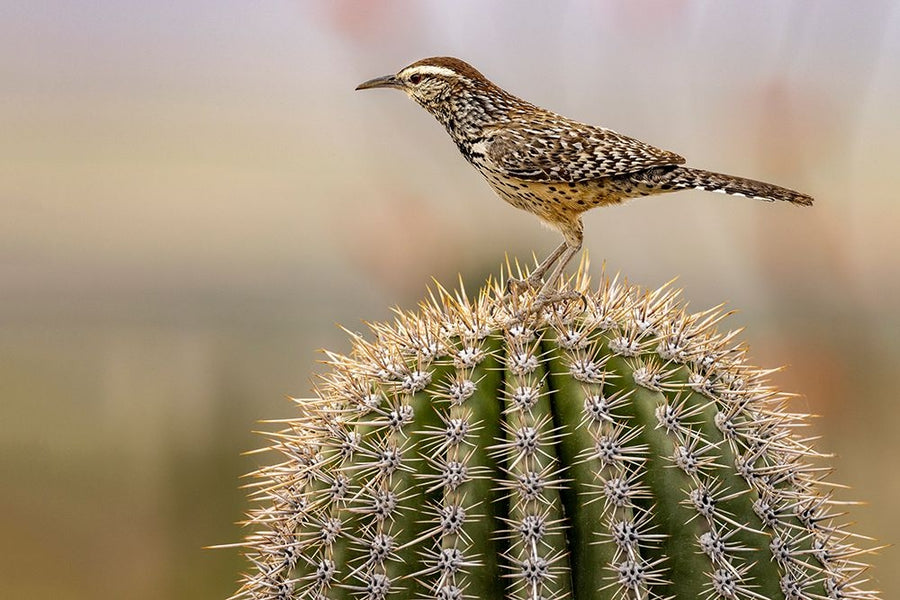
xmin=227 ymin=263 xmax=877 ymax=600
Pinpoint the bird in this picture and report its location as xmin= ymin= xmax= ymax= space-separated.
xmin=356 ymin=57 xmax=813 ymax=300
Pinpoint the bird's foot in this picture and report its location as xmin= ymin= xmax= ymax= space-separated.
xmin=509 ymin=289 xmax=587 ymax=323
xmin=505 ymin=274 xmax=543 ymax=296
xmin=534 ymin=289 xmax=587 ymax=313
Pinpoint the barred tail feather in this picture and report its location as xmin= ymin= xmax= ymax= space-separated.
xmin=668 ymin=166 xmax=814 ymax=206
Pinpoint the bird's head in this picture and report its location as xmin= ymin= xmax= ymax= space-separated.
xmin=356 ymin=57 xmax=492 ymax=113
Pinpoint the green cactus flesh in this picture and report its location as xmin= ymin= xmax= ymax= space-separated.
xmin=229 ymin=265 xmax=878 ymax=600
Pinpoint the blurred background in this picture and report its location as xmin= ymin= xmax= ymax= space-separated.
xmin=1 ymin=1 xmax=898 ymax=597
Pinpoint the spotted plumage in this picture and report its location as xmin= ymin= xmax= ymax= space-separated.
xmin=357 ymin=56 xmax=813 ymax=293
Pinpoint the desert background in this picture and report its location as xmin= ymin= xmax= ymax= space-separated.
xmin=1 ymin=1 xmax=898 ymax=598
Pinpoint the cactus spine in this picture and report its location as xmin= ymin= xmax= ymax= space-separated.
xmin=227 ymin=262 xmax=878 ymax=600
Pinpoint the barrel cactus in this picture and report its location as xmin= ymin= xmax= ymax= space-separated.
xmin=226 ymin=262 xmax=878 ymax=600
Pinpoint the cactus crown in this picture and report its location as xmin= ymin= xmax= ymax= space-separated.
xmin=226 ymin=261 xmax=878 ymax=600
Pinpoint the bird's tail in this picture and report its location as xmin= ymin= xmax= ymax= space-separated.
xmin=665 ymin=166 xmax=814 ymax=206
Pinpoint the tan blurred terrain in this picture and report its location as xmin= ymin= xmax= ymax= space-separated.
xmin=1 ymin=1 xmax=898 ymax=598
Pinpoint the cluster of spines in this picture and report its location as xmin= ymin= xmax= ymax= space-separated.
xmin=223 ymin=261 xmax=879 ymax=600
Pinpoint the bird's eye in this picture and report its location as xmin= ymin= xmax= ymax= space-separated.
xmin=409 ymin=73 xmax=422 ymax=84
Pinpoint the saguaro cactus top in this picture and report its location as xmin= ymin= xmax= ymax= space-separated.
xmin=226 ymin=263 xmax=878 ymax=600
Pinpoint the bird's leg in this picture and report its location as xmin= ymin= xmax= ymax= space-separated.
xmin=506 ymin=241 xmax=568 ymax=295
xmin=519 ymin=223 xmax=585 ymax=317
xmin=536 ymin=241 xmax=580 ymax=299
xmin=510 ymin=241 xmax=583 ymax=322
xmin=529 ymin=241 xmax=569 ymax=284
xmin=537 ymin=221 xmax=583 ymax=298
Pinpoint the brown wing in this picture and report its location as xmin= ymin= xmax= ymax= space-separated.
xmin=485 ymin=114 xmax=685 ymax=183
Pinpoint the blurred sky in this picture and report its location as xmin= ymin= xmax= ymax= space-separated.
xmin=1 ymin=1 xmax=899 ymax=598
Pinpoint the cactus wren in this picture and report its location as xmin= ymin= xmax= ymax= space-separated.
xmin=357 ymin=57 xmax=813 ymax=297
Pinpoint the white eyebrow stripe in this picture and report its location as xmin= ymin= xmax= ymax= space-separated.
xmin=403 ymin=65 xmax=459 ymax=78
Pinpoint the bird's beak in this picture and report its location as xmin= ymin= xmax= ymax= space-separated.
xmin=355 ymin=74 xmax=403 ymax=91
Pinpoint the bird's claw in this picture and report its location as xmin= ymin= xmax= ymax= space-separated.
xmin=534 ymin=290 xmax=587 ymax=313
xmin=505 ymin=275 xmax=543 ymax=296
xmin=508 ymin=289 xmax=587 ymax=323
